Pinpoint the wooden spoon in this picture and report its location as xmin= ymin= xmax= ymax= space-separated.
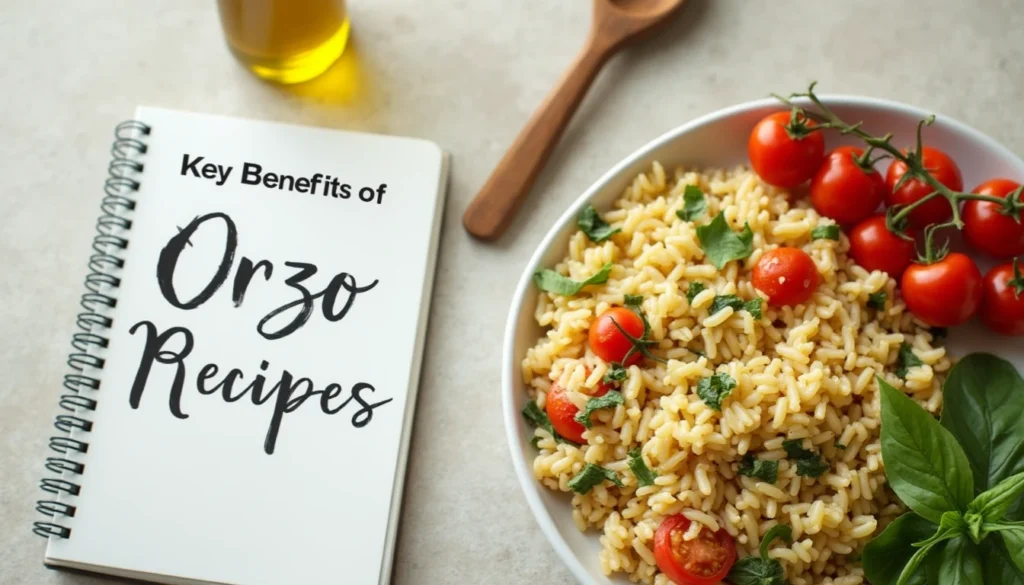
xmin=462 ymin=0 xmax=687 ymax=241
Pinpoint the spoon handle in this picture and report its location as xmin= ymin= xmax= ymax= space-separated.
xmin=463 ymin=36 xmax=612 ymax=240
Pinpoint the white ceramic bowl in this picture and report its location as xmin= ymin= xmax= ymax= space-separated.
xmin=501 ymin=95 xmax=1024 ymax=585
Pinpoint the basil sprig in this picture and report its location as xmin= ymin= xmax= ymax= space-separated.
xmin=863 ymin=355 xmax=1024 ymax=584
xmin=676 ymin=185 xmax=707 ymax=221
xmin=696 ymin=213 xmax=754 ymax=269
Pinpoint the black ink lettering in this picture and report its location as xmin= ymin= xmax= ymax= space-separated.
xmin=157 ymin=212 xmax=237 ymax=309
xmin=128 ymin=320 xmax=194 ymax=419
xmin=232 ymin=258 xmax=274 ymax=307
xmin=322 ymin=273 xmax=379 ymax=322
xmin=376 ymin=183 xmax=387 ymax=204
xmin=338 ymin=183 xmax=351 ymax=199
xmin=350 ymin=383 xmax=393 ymax=428
xmin=180 ymin=154 xmax=203 ymax=178
xmin=359 ymin=187 xmax=375 ymax=202
xmin=197 ymin=363 xmax=219 ymax=395
xmin=263 ymin=173 xmax=278 ymax=189
xmin=256 ymin=261 xmax=319 ymax=340
xmin=295 ymin=177 xmax=311 ymax=193
xmin=319 ymin=383 xmax=345 ymax=414
xmin=277 ymin=173 xmax=295 ymax=191
xmin=263 ymin=370 xmax=303 ymax=454
xmin=241 ymin=162 xmax=262 ymax=185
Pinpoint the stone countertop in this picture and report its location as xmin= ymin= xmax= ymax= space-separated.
xmin=2 ymin=1 xmax=1022 ymax=584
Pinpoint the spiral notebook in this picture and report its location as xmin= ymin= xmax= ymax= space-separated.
xmin=34 ymin=108 xmax=449 ymax=585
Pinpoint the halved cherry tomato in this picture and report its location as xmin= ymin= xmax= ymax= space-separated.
xmin=748 ymin=111 xmax=825 ymax=188
xmin=810 ymin=146 xmax=886 ymax=226
xmin=848 ymin=215 xmax=918 ymax=279
xmin=544 ymin=376 xmax=612 ymax=444
xmin=752 ymin=248 xmax=820 ymax=306
xmin=980 ymin=259 xmax=1024 ymax=336
xmin=885 ymin=147 xmax=962 ymax=228
xmin=901 ymin=253 xmax=983 ymax=327
xmin=589 ymin=307 xmax=645 ymax=365
xmin=962 ymin=178 xmax=1024 ymax=259
xmin=654 ymin=514 xmax=736 ymax=585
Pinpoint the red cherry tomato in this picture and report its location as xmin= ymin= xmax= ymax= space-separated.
xmin=901 ymin=253 xmax=983 ymax=327
xmin=963 ymin=179 xmax=1024 ymax=259
xmin=848 ymin=215 xmax=918 ymax=279
xmin=589 ymin=307 xmax=645 ymax=365
xmin=885 ymin=147 xmax=962 ymax=228
xmin=752 ymin=248 xmax=821 ymax=306
xmin=748 ymin=111 xmax=825 ymax=188
xmin=544 ymin=384 xmax=587 ymax=444
xmin=980 ymin=260 xmax=1024 ymax=336
xmin=654 ymin=515 xmax=737 ymax=585
xmin=810 ymin=146 xmax=886 ymax=226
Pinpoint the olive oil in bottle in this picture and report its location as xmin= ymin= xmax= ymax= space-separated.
xmin=217 ymin=0 xmax=350 ymax=84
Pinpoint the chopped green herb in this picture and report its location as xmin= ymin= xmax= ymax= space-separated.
xmin=895 ymin=342 xmax=924 ymax=379
xmin=675 ymin=185 xmax=707 ymax=221
xmin=627 ymin=447 xmax=657 ymax=487
xmin=811 ymin=224 xmax=841 ymax=241
xmin=696 ymin=213 xmax=754 ymax=269
xmin=567 ymin=463 xmax=623 ymax=494
xmin=574 ymin=390 xmax=624 ymax=428
xmin=727 ymin=524 xmax=792 ymax=585
xmin=868 ymin=291 xmax=887 ymax=311
xmin=783 ymin=439 xmax=829 ymax=478
xmin=709 ymin=295 xmax=762 ymax=320
xmin=522 ymin=402 xmax=572 ymax=445
xmin=686 ymin=282 xmax=707 ymax=304
xmin=529 ymin=436 xmax=542 ymax=449
xmin=745 ymin=298 xmax=763 ymax=320
xmin=577 ymin=204 xmax=620 ymax=242
xmin=603 ymin=363 xmax=627 ymax=385
xmin=533 ymin=263 xmax=612 ymax=296
xmin=738 ymin=453 xmax=779 ymax=483
xmin=624 ymin=294 xmax=644 ymax=307
xmin=696 ymin=372 xmax=737 ymax=411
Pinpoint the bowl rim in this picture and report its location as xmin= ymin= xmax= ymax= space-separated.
xmin=500 ymin=93 xmax=1024 ymax=585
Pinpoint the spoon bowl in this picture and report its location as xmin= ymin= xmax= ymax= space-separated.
xmin=462 ymin=0 xmax=687 ymax=241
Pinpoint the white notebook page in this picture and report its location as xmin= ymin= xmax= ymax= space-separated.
xmin=46 ymin=108 xmax=446 ymax=585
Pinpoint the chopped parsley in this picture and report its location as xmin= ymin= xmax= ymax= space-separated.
xmin=577 ymin=204 xmax=620 ymax=242
xmin=867 ymin=291 xmax=887 ymax=311
xmin=675 ymin=185 xmax=707 ymax=221
xmin=567 ymin=463 xmax=623 ymax=494
xmin=624 ymin=294 xmax=644 ymax=306
xmin=574 ymin=391 xmax=624 ymax=428
xmin=738 ymin=453 xmax=779 ymax=484
xmin=627 ymin=448 xmax=657 ymax=487
xmin=696 ymin=372 xmax=737 ymax=411
xmin=710 ymin=294 xmax=764 ymax=320
xmin=783 ymin=439 xmax=829 ymax=478
xmin=696 ymin=213 xmax=754 ymax=269
xmin=728 ymin=524 xmax=793 ymax=585
xmin=811 ymin=224 xmax=841 ymax=241
xmin=602 ymin=363 xmax=627 ymax=385
xmin=895 ymin=342 xmax=924 ymax=379
xmin=686 ymin=281 xmax=707 ymax=304
xmin=522 ymin=402 xmax=573 ymax=445
xmin=533 ymin=263 xmax=612 ymax=296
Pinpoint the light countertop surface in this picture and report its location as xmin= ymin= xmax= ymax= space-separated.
xmin=2 ymin=1 xmax=1023 ymax=584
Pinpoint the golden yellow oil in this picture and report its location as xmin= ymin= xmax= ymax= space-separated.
xmin=217 ymin=0 xmax=350 ymax=84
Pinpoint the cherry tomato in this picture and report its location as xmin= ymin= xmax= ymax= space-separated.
xmin=654 ymin=514 xmax=736 ymax=585
xmin=544 ymin=384 xmax=587 ymax=444
xmin=810 ymin=146 xmax=885 ymax=226
xmin=980 ymin=260 xmax=1024 ymax=336
xmin=848 ymin=215 xmax=918 ymax=279
xmin=885 ymin=147 xmax=962 ymax=228
xmin=748 ymin=111 xmax=825 ymax=188
xmin=962 ymin=179 xmax=1024 ymax=259
xmin=901 ymin=253 xmax=983 ymax=327
xmin=589 ymin=307 xmax=645 ymax=365
xmin=752 ymin=248 xmax=821 ymax=306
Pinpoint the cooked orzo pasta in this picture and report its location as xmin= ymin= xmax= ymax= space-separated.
xmin=521 ymin=163 xmax=949 ymax=585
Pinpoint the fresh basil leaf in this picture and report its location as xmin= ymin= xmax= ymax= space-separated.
xmin=879 ymin=377 xmax=975 ymax=524
xmin=696 ymin=213 xmax=754 ymax=269
xmin=522 ymin=401 xmax=573 ymax=445
xmin=864 ymin=512 xmax=938 ymax=585
xmin=942 ymin=354 xmax=1024 ymax=520
xmin=627 ymin=447 xmax=657 ymax=487
xmin=745 ymin=298 xmax=763 ymax=320
xmin=738 ymin=453 xmax=779 ymax=484
xmin=969 ymin=471 xmax=1024 ymax=523
xmin=916 ymin=511 xmax=968 ymax=548
xmin=685 ymin=281 xmax=706 ymax=304
xmin=982 ymin=535 xmax=1024 ymax=585
xmin=727 ymin=557 xmax=785 ymax=585
xmin=577 ymin=204 xmax=620 ymax=242
xmin=895 ymin=343 xmax=924 ymax=379
xmin=996 ymin=528 xmax=1024 ymax=573
xmin=898 ymin=541 xmax=942 ymax=585
xmin=574 ymin=390 xmax=624 ymax=428
xmin=869 ymin=291 xmax=888 ymax=310
xmin=533 ymin=263 xmax=613 ymax=296
xmin=759 ymin=524 xmax=793 ymax=559
xmin=567 ymin=463 xmax=623 ymax=494
xmin=675 ymin=185 xmax=707 ymax=222
xmin=624 ymin=294 xmax=643 ymax=306
xmin=937 ymin=537 xmax=983 ymax=585
xmin=812 ymin=224 xmax=841 ymax=241
xmin=782 ymin=439 xmax=829 ymax=478
xmin=696 ymin=372 xmax=736 ymax=411
xmin=603 ymin=363 xmax=627 ymax=385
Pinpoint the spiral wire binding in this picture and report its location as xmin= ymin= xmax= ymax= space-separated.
xmin=33 ymin=120 xmax=150 ymax=539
